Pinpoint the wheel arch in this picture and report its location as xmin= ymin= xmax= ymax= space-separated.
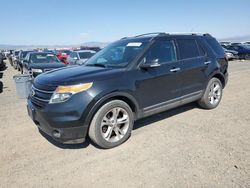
xmin=212 ymin=73 xmax=226 ymax=88
xmin=83 ymin=91 xmax=141 ymax=134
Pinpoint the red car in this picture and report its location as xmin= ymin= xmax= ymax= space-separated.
xmin=56 ymin=50 xmax=71 ymax=64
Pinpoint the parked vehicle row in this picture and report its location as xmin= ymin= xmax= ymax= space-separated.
xmin=220 ymin=42 xmax=250 ymax=60
xmin=0 ymin=52 xmax=6 ymax=71
xmin=7 ymin=47 xmax=98 ymax=77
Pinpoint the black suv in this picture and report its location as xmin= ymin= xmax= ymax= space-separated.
xmin=27 ymin=33 xmax=228 ymax=148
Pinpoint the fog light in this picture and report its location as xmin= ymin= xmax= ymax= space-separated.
xmin=52 ymin=130 xmax=61 ymax=138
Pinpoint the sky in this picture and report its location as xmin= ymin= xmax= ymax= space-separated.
xmin=0 ymin=0 xmax=250 ymax=45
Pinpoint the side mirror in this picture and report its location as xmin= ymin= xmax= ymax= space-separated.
xmin=140 ymin=59 xmax=161 ymax=69
xmin=73 ymin=57 xmax=78 ymax=60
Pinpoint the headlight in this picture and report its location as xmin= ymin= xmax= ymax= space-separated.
xmin=32 ymin=68 xmax=43 ymax=73
xmin=49 ymin=83 xmax=93 ymax=104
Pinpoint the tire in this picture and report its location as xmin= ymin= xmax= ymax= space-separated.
xmin=198 ymin=78 xmax=223 ymax=109
xmin=89 ymin=100 xmax=134 ymax=149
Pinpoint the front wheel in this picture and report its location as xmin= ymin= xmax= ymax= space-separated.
xmin=198 ymin=78 xmax=223 ymax=109
xmin=88 ymin=100 xmax=134 ymax=149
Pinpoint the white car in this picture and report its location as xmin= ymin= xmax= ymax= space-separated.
xmin=67 ymin=50 xmax=96 ymax=65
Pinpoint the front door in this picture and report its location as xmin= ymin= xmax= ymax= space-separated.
xmin=135 ymin=39 xmax=183 ymax=111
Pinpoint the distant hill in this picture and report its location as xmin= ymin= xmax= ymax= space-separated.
xmin=80 ymin=42 xmax=109 ymax=48
xmin=1 ymin=35 xmax=250 ymax=50
xmin=0 ymin=42 xmax=109 ymax=50
xmin=219 ymin=35 xmax=250 ymax=42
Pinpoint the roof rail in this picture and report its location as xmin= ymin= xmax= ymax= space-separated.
xmin=134 ymin=32 xmax=168 ymax=38
xmin=203 ymin=33 xmax=211 ymax=36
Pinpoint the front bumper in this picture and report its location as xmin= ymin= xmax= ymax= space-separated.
xmin=27 ymin=92 xmax=93 ymax=144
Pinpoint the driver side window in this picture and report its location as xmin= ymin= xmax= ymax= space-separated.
xmin=145 ymin=40 xmax=177 ymax=64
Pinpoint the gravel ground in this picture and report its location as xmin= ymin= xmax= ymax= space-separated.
xmin=0 ymin=60 xmax=250 ymax=188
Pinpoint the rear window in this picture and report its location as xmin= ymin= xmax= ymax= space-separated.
xmin=205 ymin=38 xmax=225 ymax=57
xmin=177 ymin=39 xmax=200 ymax=59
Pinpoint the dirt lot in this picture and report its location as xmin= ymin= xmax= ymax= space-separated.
xmin=0 ymin=60 xmax=250 ymax=188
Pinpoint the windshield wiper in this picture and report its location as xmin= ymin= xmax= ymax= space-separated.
xmin=87 ymin=63 xmax=106 ymax=68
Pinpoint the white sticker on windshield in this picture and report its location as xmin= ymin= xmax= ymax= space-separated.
xmin=47 ymin=54 xmax=54 ymax=57
xmin=126 ymin=42 xmax=142 ymax=47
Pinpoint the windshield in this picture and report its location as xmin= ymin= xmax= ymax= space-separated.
xmin=85 ymin=40 xmax=149 ymax=68
xmin=30 ymin=53 xmax=60 ymax=63
xmin=79 ymin=51 xmax=95 ymax=59
xmin=21 ymin=51 xmax=32 ymax=59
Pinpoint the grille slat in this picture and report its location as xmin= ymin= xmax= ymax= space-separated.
xmin=30 ymin=85 xmax=55 ymax=108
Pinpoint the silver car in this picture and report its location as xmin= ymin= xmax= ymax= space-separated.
xmin=67 ymin=50 xmax=96 ymax=65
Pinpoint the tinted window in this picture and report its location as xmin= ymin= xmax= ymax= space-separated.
xmin=145 ymin=40 xmax=176 ymax=64
xmin=63 ymin=50 xmax=71 ymax=55
xmin=197 ymin=42 xmax=206 ymax=56
xmin=205 ymin=38 xmax=225 ymax=57
xmin=177 ymin=39 xmax=200 ymax=59
xmin=69 ymin=52 xmax=78 ymax=59
xmin=21 ymin=51 xmax=33 ymax=59
xmin=69 ymin=52 xmax=75 ymax=58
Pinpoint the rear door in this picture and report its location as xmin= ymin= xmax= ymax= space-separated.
xmin=176 ymin=38 xmax=208 ymax=96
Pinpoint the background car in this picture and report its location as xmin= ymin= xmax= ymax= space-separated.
xmin=12 ymin=50 xmax=20 ymax=69
xmin=22 ymin=52 xmax=66 ymax=77
xmin=223 ymin=47 xmax=238 ymax=60
xmin=67 ymin=50 xmax=96 ymax=65
xmin=55 ymin=50 xmax=71 ymax=64
xmin=17 ymin=50 xmax=34 ymax=73
xmin=227 ymin=44 xmax=250 ymax=59
xmin=0 ymin=52 xmax=6 ymax=71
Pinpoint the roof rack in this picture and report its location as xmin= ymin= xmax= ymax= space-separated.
xmin=203 ymin=33 xmax=211 ymax=36
xmin=134 ymin=32 xmax=168 ymax=38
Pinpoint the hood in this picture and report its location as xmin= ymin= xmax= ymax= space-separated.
xmin=29 ymin=62 xmax=65 ymax=69
xmin=35 ymin=65 xmax=125 ymax=86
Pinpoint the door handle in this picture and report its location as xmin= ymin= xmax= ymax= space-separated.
xmin=170 ymin=67 xmax=181 ymax=72
xmin=204 ymin=61 xmax=211 ymax=65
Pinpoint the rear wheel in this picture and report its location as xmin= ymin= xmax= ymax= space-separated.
xmin=88 ymin=100 xmax=134 ymax=149
xmin=198 ymin=78 xmax=223 ymax=109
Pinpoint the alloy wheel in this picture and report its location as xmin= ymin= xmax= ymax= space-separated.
xmin=208 ymin=82 xmax=221 ymax=105
xmin=100 ymin=107 xmax=130 ymax=143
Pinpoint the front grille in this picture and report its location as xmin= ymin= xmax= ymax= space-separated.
xmin=30 ymin=85 xmax=55 ymax=108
